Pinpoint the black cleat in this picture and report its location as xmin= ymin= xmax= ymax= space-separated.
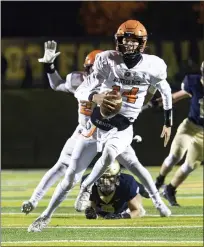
xmin=155 ymin=176 xmax=165 ymax=190
xmin=162 ymin=185 xmax=180 ymax=207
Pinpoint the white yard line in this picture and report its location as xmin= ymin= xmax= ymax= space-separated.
xmin=2 ymin=240 xmax=203 ymax=244
xmin=1 ymin=213 xmax=203 ymax=217
xmin=2 ymin=226 xmax=202 ymax=229
xmin=2 ymin=196 xmax=203 ymax=201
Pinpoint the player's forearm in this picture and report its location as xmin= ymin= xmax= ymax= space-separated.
xmin=156 ymin=80 xmax=173 ymax=127
xmin=172 ymin=90 xmax=190 ymax=103
xmin=47 ymin=72 xmax=70 ymax=92
xmin=156 ymin=80 xmax=172 ymax=110
xmin=154 ymin=90 xmax=190 ymax=107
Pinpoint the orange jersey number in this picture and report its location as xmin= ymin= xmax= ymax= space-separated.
xmin=112 ymin=86 xmax=139 ymax=103
xmin=80 ymin=101 xmax=93 ymax=116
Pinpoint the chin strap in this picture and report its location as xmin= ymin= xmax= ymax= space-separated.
xmin=123 ymin=53 xmax=142 ymax=69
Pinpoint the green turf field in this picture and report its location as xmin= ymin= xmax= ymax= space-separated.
xmin=1 ymin=167 xmax=203 ymax=246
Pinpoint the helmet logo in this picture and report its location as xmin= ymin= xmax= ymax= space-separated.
xmin=124 ymin=71 xmax=131 ymax=77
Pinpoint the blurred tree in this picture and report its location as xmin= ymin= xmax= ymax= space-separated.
xmin=80 ymin=2 xmax=147 ymax=35
xmin=193 ymin=1 xmax=204 ymax=24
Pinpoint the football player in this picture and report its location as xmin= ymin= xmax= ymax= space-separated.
xmin=35 ymin=19 xmax=173 ymax=226
xmin=72 ymin=19 xmax=173 ymax=216
xmin=84 ymin=160 xmax=149 ymax=220
xmin=153 ymin=61 xmax=204 ymax=206
xmin=21 ymin=41 xmax=103 ymax=214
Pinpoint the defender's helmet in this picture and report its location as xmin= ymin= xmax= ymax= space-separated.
xmin=96 ymin=160 xmax=121 ymax=195
xmin=84 ymin=50 xmax=103 ymax=75
xmin=115 ymin=20 xmax=147 ymax=56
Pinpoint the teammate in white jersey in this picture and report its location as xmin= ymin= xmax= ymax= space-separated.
xmin=21 ymin=40 xmax=102 ymax=214
xmin=73 ymin=20 xmax=173 ymax=215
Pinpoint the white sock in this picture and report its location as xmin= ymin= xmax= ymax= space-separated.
xmin=41 ymin=182 xmax=70 ymax=218
xmin=30 ymin=162 xmax=68 ymax=206
xmin=126 ymin=161 xmax=163 ymax=205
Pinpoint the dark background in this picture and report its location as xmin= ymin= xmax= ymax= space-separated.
xmin=1 ymin=1 xmax=203 ymax=39
xmin=1 ymin=1 xmax=204 ymax=169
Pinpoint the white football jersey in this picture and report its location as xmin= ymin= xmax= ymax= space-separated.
xmin=65 ymin=71 xmax=93 ymax=127
xmin=75 ymin=50 xmax=172 ymax=122
xmin=65 ymin=71 xmax=85 ymax=94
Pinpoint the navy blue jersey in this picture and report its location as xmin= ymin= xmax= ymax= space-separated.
xmin=82 ymin=173 xmax=140 ymax=217
xmin=183 ymin=74 xmax=204 ymax=127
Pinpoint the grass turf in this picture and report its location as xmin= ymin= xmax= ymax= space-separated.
xmin=1 ymin=167 xmax=203 ymax=246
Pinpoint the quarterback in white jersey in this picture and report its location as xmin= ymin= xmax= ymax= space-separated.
xmin=21 ymin=41 xmax=102 ymax=215
xmin=73 ymin=20 xmax=172 ymax=215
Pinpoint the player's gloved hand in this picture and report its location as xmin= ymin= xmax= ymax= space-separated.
xmin=133 ymin=135 xmax=142 ymax=143
xmin=92 ymin=93 xmax=117 ymax=107
xmin=85 ymin=207 xmax=98 ymax=219
xmin=104 ymin=212 xmax=131 ymax=219
xmin=38 ymin=40 xmax=61 ymax=63
xmin=104 ymin=213 xmax=122 ymax=219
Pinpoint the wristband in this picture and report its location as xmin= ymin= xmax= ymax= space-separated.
xmin=88 ymin=91 xmax=98 ymax=102
xmin=44 ymin=63 xmax=56 ymax=74
xmin=164 ymin=109 xmax=173 ymax=127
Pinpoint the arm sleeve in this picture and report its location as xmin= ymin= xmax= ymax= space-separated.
xmin=74 ymin=53 xmax=110 ymax=101
xmin=150 ymin=58 xmax=172 ymax=110
xmin=47 ymin=71 xmax=70 ymax=93
xmin=155 ymin=79 xmax=172 ymax=110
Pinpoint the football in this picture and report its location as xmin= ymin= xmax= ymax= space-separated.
xmin=100 ymin=90 xmax=122 ymax=118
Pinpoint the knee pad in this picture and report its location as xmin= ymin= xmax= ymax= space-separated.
xmin=61 ymin=176 xmax=74 ymax=191
xmin=60 ymin=167 xmax=77 ymax=191
xmin=164 ymin=154 xmax=181 ymax=167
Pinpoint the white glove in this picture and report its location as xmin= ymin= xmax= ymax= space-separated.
xmin=38 ymin=40 xmax=61 ymax=63
xmin=133 ymin=135 xmax=142 ymax=143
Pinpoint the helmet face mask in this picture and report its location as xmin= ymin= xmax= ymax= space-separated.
xmin=97 ymin=175 xmax=120 ymax=195
xmin=95 ymin=160 xmax=121 ymax=195
xmin=116 ymin=34 xmax=146 ymax=55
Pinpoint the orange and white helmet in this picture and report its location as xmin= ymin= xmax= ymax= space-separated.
xmin=84 ymin=49 xmax=103 ymax=74
xmin=115 ymin=20 xmax=148 ymax=55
